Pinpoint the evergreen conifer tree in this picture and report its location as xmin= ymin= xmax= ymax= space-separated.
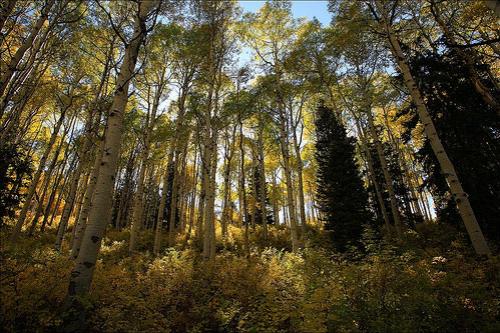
xmin=315 ymin=103 xmax=371 ymax=250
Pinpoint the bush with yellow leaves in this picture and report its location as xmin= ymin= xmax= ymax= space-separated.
xmin=1 ymin=225 xmax=499 ymax=332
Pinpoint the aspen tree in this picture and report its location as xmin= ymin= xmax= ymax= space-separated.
xmin=11 ymin=91 xmax=74 ymax=242
xmin=0 ymin=0 xmax=56 ymax=98
xmin=129 ymin=69 xmax=165 ymax=253
xmin=368 ymin=0 xmax=491 ymax=256
xmin=153 ymin=148 xmax=174 ymax=255
xmin=66 ymin=0 xmax=160 ymax=315
xmin=257 ymin=114 xmax=268 ymax=239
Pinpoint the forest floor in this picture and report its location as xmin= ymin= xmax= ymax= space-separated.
xmin=1 ymin=223 xmax=499 ymax=333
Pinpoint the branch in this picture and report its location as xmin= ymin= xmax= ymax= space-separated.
xmin=95 ymin=0 xmax=128 ymax=46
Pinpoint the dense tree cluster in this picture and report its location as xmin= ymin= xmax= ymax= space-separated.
xmin=0 ymin=0 xmax=499 ymax=331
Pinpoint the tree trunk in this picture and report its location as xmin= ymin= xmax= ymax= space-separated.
xmin=0 ymin=0 xmax=55 ymax=99
xmin=354 ymin=118 xmax=391 ymax=231
xmin=46 ymin=166 xmax=71 ymax=232
xmin=66 ymin=1 xmax=159 ymax=313
xmin=257 ymin=118 xmax=267 ymax=240
xmin=271 ymin=172 xmax=280 ymax=226
xmin=70 ymin=139 xmax=103 ymax=259
xmin=183 ymin=148 xmax=198 ymax=248
xmin=382 ymin=109 xmax=425 ymax=222
xmin=221 ymin=124 xmax=237 ymax=238
xmin=54 ymin=161 xmax=82 ymax=251
xmin=278 ymin=108 xmax=299 ymax=252
xmin=380 ymin=14 xmax=491 ymax=256
xmin=29 ymin=118 xmax=75 ymax=235
xmin=153 ymin=149 xmax=174 ymax=255
xmin=41 ymin=154 xmax=68 ymax=231
xmin=366 ymin=104 xmax=402 ymax=237
xmin=11 ymin=98 xmax=71 ymax=242
xmin=239 ymin=119 xmax=250 ymax=257
xmin=291 ymin=119 xmax=307 ymax=236
xmin=129 ymin=71 xmax=163 ymax=253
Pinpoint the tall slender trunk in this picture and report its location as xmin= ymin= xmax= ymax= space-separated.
xmin=291 ymin=118 xmax=306 ymax=235
xmin=382 ymin=109 xmax=425 ymax=222
xmin=196 ymin=148 xmax=206 ymax=242
xmin=0 ymin=0 xmax=55 ymax=100
xmin=239 ymin=118 xmax=250 ymax=257
xmin=11 ymin=98 xmax=71 ymax=242
xmin=278 ymin=108 xmax=299 ymax=252
xmin=257 ymin=118 xmax=267 ymax=240
xmin=366 ymin=104 xmax=402 ymax=237
xmin=70 ymin=139 xmax=103 ymax=258
xmin=221 ymin=124 xmax=237 ymax=238
xmin=129 ymin=72 xmax=163 ymax=253
xmin=183 ymin=148 xmax=198 ymax=247
xmin=168 ymin=157 xmax=181 ymax=246
xmin=177 ymin=147 xmax=189 ymax=232
xmin=271 ymin=172 xmax=280 ymax=226
xmin=41 ymin=154 xmax=68 ymax=230
xmin=153 ymin=148 xmax=174 ymax=255
xmin=168 ymin=151 xmax=181 ymax=245
xmin=46 ymin=167 xmax=71 ymax=232
xmin=201 ymin=44 xmax=218 ymax=260
xmin=29 ymin=117 xmax=75 ymax=235
xmin=378 ymin=12 xmax=491 ymax=256
xmin=55 ymin=161 xmax=83 ymax=251
xmin=354 ymin=118 xmax=391 ymax=230
xmin=70 ymin=170 xmax=90 ymax=244
xmin=66 ymin=1 xmax=159 ymax=311
xmin=250 ymin=152 xmax=258 ymax=230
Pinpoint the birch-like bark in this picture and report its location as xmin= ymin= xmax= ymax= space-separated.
xmin=54 ymin=163 xmax=82 ymax=251
xmin=271 ymin=172 xmax=280 ymax=226
xmin=382 ymin=108 xmax=425 ymax=222
xmin=183 ymin=148 xmax=198 ymax=247
xmin=239 ymin=118 xmax=250 ymax=257
xmin=221 ymin=124 xmax=237 ymax=238
xmin=30 ymin=114 xmax=76 ymax=234
xmin=70 ymin=139 xmax=103 ymax=258
xmin=374 ymin=6 xmax=491 ymax=256
xmin=290 ymin=104 xmax=307 ymax=235
xmin=257 ymin=117 xmax=267 ymax=240
xmin=67 ymin=1 xmax=159 ymax=308
xmin=41 ymin=152 xmax=68 ymax=230
xmin=278 ymin=106 xmax=299 ymax=252
xmin=0 ymin=0 xmax=55 ymax=99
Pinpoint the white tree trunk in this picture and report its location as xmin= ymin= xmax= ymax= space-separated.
xmin=381 ymin=16 xmax=491 ymax=256
xmin=67 ymin=1 xmax=159 ymax=304
xmin=0 ymin=0 xmax=55 ymax=98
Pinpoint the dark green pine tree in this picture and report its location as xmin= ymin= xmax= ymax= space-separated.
xmin=250 ymin=164 xmax=274 ymax=225
xmin=315 ymin=103 xmax=371 ymax=251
